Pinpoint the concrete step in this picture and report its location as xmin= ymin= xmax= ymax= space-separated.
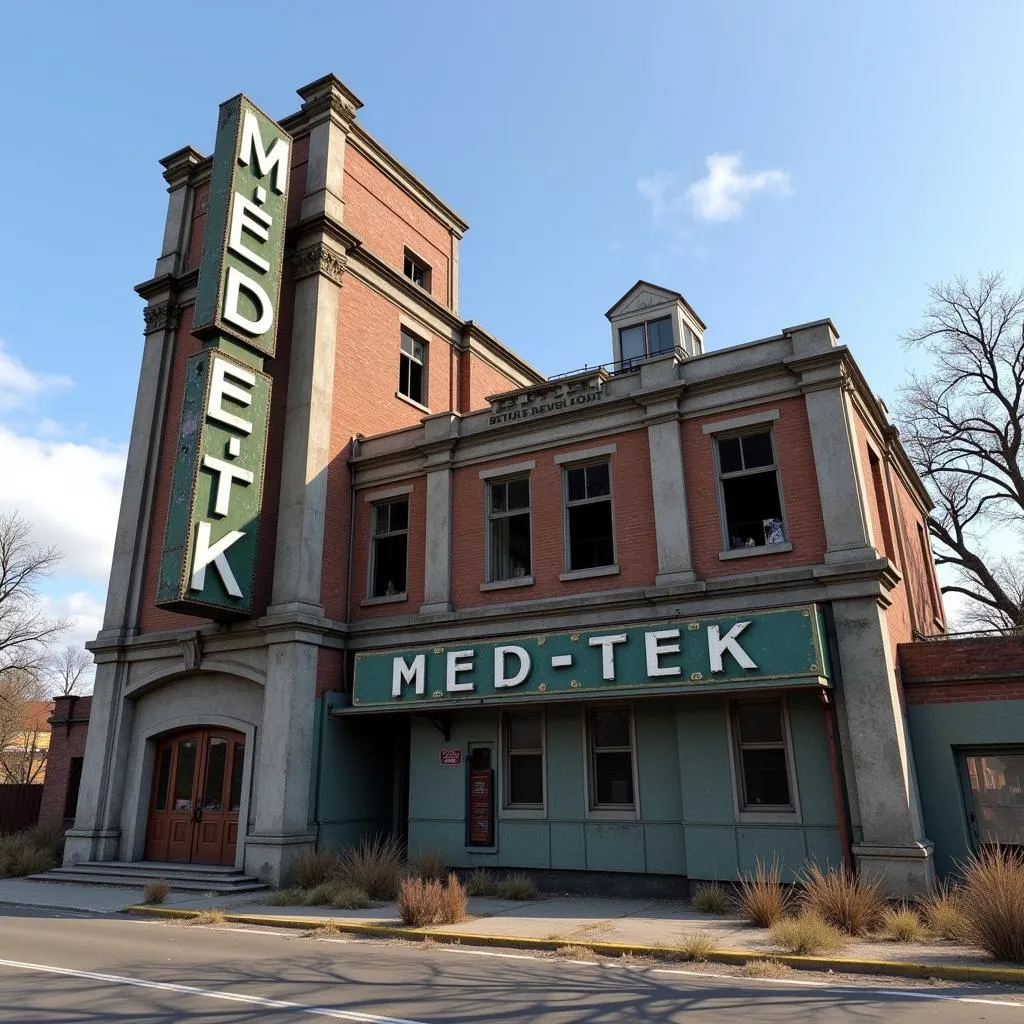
xmin=28 ymin=863 xmax=269 ymax=895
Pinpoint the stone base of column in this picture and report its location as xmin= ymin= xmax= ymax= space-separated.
xmin=654 ymin=569 xmax=699 ymax=587
xmin=419 ymin=601 xmax=453 ymax=615
xmin=243 ymin=832 xmax=317 ymax=887
xmin=63 ymin=828 xmax=121 ymax=866
xmin=853 ymin=841 xmax=935 ymax=897
xmin=823 ymin=546 xmax=879 ymax=566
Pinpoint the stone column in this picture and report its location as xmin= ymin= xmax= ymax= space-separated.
xmin=420 ymin=413 xmax=458 ymax=614
xmin=787 ymin=322 xmax=875 ymax=566
xmin=638 ymin=354 xmax=697 ymax=586
xmin=832 ymin=596 xmax=934 ymax=895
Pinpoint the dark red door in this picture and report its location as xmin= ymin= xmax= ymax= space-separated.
xmin=145 ymin=728 xmax=245 ymax=865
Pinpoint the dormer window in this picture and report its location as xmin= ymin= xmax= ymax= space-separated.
xmin=618 ymin=316 xmax=674 ymax=367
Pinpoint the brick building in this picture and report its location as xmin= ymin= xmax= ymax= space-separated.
xmin=38 ymin=696 xmax=91 ymax=828
xmin=66 ymin=73 xmax=949 ymax=895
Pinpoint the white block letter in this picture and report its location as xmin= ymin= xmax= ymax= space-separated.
xmin=645 ymin=629 xmax=681 ymax=677
xmin=190 ymin=521 xmax=244 ymax=597
xmin=446 ymin=650 xmax=475 ymax=692
xmin=223 ymin=266 xmax=273 ymax=337
xmin=589 ymin=634 xmax=628 ymax=681
xmin=494 ymin=646 xmax=531 ymax=688
xmin=708 ymin=622 xmax=757 ymax=672
xmin=207 ymin=356 xmax=255 ymax=434
xmin=392 ymin=655 xmax=426 ymax=697
xmin=227 ymin=193 xmax=272 ymax=273
xmin=201 ymin=454 xmax=254 ymax=516
xmin=237 ymin=108 xmax=290 ymax=194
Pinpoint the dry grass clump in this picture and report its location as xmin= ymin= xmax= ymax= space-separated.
xmin=958 ymin=847 xmax=1024 ymax=963
xmin=293 ymin=849 xmax=341 ymax=890
xmin=674 ymin=931 xmax=719 ymax=961
xmin=143 ymin=879 xmax=169 ymax=904
xmin=742 ymin=958 xmax=793 ymax=979
xmin=265 ymin=887 xmax=306 ymax=906
xmin=556 ymin=944 xmax=597 ymax=960
xmin=188 ymin=909 xmax=226 ymax=927
xmin=397 ymin=877 xmax=445 ymax=927
xmin=692 ymin=882 xmax=731 ymax=915
xmin=437 ymin=873 xmax=468 ymax=924
xmin=770 ymin=911 xmax=847 ymax=955
xmin=919 ymin=879 xmax=970 ymax=941
xmin=465 ymin=868 xmax=500 ymax=897
xmin=496 ymin=872 xmax=538 ymax=900
xmin=307 ymin=923 xmax=341 ymax=939
xmin=737 ymin=860 xmax=791 ymax=927
xmin=338 ymin=834 xmax=405 ymax=900
xmin=799 ymin=863 xmax=884 ymax=936
xmin=407 ymin=848 xmax=447 ymax=883
xmin=0 ymin=823 xmax=65 ymax=878
xmin=878 ymin=904 xmax=928 ymax=943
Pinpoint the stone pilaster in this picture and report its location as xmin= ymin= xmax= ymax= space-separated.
xmin=420 ymin=413 xmax=459 ymax=613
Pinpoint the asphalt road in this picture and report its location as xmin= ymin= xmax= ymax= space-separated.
xmin=0 ymin=907 xmax=1021 ymax=1022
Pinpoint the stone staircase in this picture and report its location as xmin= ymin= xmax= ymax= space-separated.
xmin=29 ymin=861 xmax=269 ymax=895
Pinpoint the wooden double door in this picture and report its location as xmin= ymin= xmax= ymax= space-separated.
xmin=145 ymin=728 xmax=246 ymax=865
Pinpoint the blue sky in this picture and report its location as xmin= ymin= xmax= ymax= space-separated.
xmin=1 ymin=1 xmax=1022 ymax=647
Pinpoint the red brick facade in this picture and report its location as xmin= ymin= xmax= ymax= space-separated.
xmin=899 ymin=635 xmax=1024 ymax=704
xmin=38 ymin=696 xmax=91 ymax=828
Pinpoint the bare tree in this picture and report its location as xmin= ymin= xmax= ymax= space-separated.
xmin=0 ymin=511 xmax=68 ymax=677
xmin=899 ymin=273 xmax=1024 ymax=628
xmin=0 ymin=668 xmax=50 ymax=784
xmin=45 ymin=644 xmax=92 ymax=697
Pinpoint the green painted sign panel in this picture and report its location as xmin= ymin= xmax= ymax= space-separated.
xmin=352 ymin=605 xmax=830 ymax=710
xmin=192 ymin=94 xmax=292 ymax=358
xmin=156 ymin=346 xmax=271 ymax=618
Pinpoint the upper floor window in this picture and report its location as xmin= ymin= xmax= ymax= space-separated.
xmin=399 ymin=330 xmax=426 ymax=407
xmin=618 ymin=316 xmax=674 ymax=366
xmin=716 ymin=430 xmax=787 ymax=551
xmin=403 ymin=250 xmax=431 ymax=293
xmin=488 ymin=477 xmax=531 ymax=582
xmin=370 ymin=499 xmax=408 ymax=598
xmin=564 ymin=462 xmax=615 ymax=571
xmin=731 ymin=699 xmax=795 ymax=812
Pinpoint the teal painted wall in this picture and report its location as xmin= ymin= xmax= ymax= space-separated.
xmin=908 ymin=700 xmax=1024 ymax=877
xmin=313 ymin=694 xmax=401 ymax=851
xmin=402 ymin=691 xmax=841 ymax=879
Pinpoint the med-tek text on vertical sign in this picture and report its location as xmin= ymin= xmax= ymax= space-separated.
xmin=156 ymin=95 xmax=291 ymax=618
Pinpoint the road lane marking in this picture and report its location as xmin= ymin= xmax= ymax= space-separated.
xmin=0 ymin=959 xmax=431 ymax=1023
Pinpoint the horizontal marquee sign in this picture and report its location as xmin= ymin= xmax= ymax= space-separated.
xmin=193 ymin=95 xmax=292 ymax=357
xmin=156 ymin=348 xmax=271 ymax=617
xmin=351 ymin=606 xmax=830 ymax=709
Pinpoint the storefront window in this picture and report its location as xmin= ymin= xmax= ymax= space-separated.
xmin=732 ymin=699 xmax=794 ymax=810
xmin=504 ymin=712 xmax=544 ymax=808
xmin=588 ymin=707 xmax=634 ymax=808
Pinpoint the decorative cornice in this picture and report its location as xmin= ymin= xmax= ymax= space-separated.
xmin=142 ymin=299 xmax=179 ymax=335
xmin=293 ymin=243 xmax=347 ymax=284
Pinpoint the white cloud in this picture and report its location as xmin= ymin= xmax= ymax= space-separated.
xmin=0 ymin=340 xmax=72 ymax=410
xmin=40 ymin=590 xmax=106 ymax=657
xmin=638 ymin=154 xmax=792 ymax=226
xmin=0 ymin=425 xmax=126 ymax=582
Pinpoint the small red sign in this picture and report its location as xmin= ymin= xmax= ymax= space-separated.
xmin=440 ymin=749 xmax=463 ymax=766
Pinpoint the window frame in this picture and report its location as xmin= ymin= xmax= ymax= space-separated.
xmin=584 ymin=703 xmax=639 ymax=819
xmin=726 ymin=696 xmax=801 ymax=823
xmin=617 ymin=315 xmax=676 ymax=367
xmin=561 ymin=459 xmax=618 ymax=577
xmin=500 ymin=709 xmax=547 ymax=817
xmin=367 ymin=497 xmax=410 ymax=601
xmin=403 ymin=249 xmax=432 ymax=293
xmin=398 ymin=328 xmax=428 ymax=409
xmin=712 ymin=426 xmax=790 ymax=558
xmin=485 ymin=474 xmax=533 ymax=585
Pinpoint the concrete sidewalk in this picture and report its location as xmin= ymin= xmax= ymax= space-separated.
xmin=0 ymin=878 xmax=254 ymax=914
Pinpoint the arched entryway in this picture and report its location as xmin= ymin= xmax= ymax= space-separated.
xmin=144 ymin=727 xmax=246 ymax=865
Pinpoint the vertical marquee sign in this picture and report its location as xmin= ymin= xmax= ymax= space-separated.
xmin=157 ymin=95 xmax=292 ymax=618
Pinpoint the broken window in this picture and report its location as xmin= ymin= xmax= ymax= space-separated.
xmin=488 ymin=476 xmax=531 ymax=581
xmin=716 ymin=431 xmax=787 ymax=550
xmin=370 ymin=499 xmax=408 ymax=597
xmin=564 ymin=462 xmax=615 ymax=571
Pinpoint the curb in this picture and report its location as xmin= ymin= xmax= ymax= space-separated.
xmin=125 ymin=906 xmax=1024 ymax=987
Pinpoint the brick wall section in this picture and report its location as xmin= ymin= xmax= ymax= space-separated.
xmin=316 ymin=647 xmax=344 ymax=696
xmin=342 ymin=145 xmax=451 ymax=308
xmin=682 ymin=397 xmax=827 ymax=577
xmin=38 ymin=696 xmax=91 ymax=827
xmin=466 ymin=351 xmax=522 ymax=413
xmin=448 ymin=429 xmax=658 ymax=608
xmin=183 ymin=181 xmax=208 ymax=273
xmin=899 ymin=635 xmax=1024 ymax=703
